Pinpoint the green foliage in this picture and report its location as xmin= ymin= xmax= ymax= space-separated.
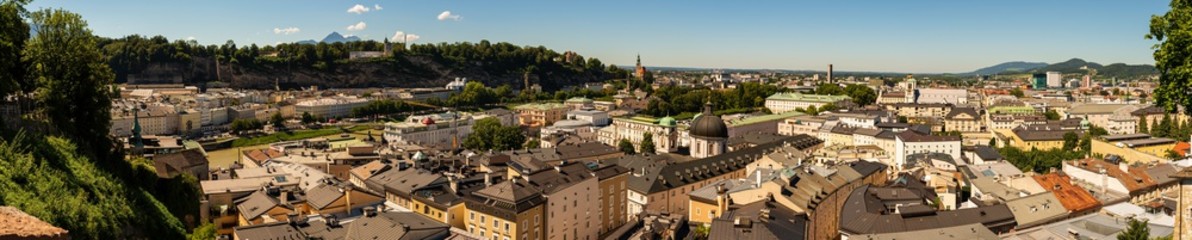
xmin=351 ymin=99 xmax=423 ymax=117
xmin=0 ymin=132 xmax=186 ymax=239
xmin=231 ymin=127 xmax=346 ymax=147
xmin=188 ymin=222 xmax=217 ymax=240
xmin=843 ymin=84 xmax=877 ymax=106
xmin=0 ymin=0 xmax=29 ymax=96
xmin=229 ymin=118 xmax=264 ymax=134
xmin=524 ymin=139 xmax=540 ymax=149
xmin=1043 ymin=110 xmax=1061 ymax=120
xmin=463 ymin=118 xmax=525 ymax=151
xmin=619 ymin=138 xmax=636 ymax=155
xmin=1009 ymin=88 xmax=1025 ymax=98
xmin=642 ymin=82 xmax=782 ymax=117
xmin=639 ymin=132 xmax=656 ymax=154
xmin=998 ymin=146 xmax=1086 ymax=173
xmin=1150 ymin=1 xmax=1192 ymax=112
xmin=814 ymin=83 xmax=844 ymax=95
xmin=988 ymin=138 xmax=997 ymax=147
xmin=301 ymin=111 xmax=317 ymax=124
xmin=1063 ymin=132 xmax=1079 ymax=150
xmin=26 ymin=9 xmax=115 ymax=149
xmin=1117 ymin=218 xmax=1149 ymax=240
xmin=448 ymin=82 xmax=500 ymax=107
xmin=1139 ymin=116 xmax=1150 ymax=133
xmin=269 ymin=112 xmax=285 ymax=128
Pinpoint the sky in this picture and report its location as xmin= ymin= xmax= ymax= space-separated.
xmin=27 ymin=0 xmax=1171 ymax=73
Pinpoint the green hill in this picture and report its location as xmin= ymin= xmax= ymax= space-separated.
xmin=0 ymin=131 xmax=192 ymax=239
xmin=1030 ymin=58 xmax=1157 ymax=78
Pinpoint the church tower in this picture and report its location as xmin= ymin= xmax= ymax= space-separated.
xmin=634 ymin=54 xmax=647 ymax=80
xmin=689 ymin=102 xmax=728 ymax=159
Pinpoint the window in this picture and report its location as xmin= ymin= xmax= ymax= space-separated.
xmin=505 ymin=222 xmax=510 ymax=232
xmin=494 ymin=219 xmax=499 ymax=228
xmin=471 ymin=212 xmax=475 ymax=220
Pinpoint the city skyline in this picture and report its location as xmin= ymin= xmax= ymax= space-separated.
xmin=28 ymin=0 xmax=1169 ymax=73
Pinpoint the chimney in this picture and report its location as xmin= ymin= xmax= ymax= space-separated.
xmin=484 ymin=173 xmax=492 ymax=186
xmin=280 ymin=190 xmax=290 ymax=204
xmin=755 ymin=169 xmax=762 ymax=188
xmin=449 ymin=176 xmax=459 ymax=193
xmin=827 ymin=64 xmax=834 ymax=83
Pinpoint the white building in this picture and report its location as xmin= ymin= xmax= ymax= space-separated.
xmin=567 ymin=110 xmax=610 ymax=126
xmin=294 ymin=96 xmax=369 ymax=119
xmin=1047 ymin=71 xmax=1063 ymax=88
xmin=763 ymin=92 xmax=851 ymax=113
xmin=894 ymin=130 xmax=961 ymax=171
xmin=916 ymin=88 xmax=968 ymax=105
xmin=383 ymin=112 xmax=476 ymax=150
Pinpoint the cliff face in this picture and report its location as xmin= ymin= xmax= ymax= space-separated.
xmin=124 ymin=55 xmax=607 ymax=91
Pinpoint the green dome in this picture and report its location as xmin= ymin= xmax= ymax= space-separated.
xmin=658 ymin=116 xmax=677 ymax=127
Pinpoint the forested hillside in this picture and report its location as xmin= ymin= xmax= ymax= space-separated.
xmin=0 ymin=3 xmax=202 ymax=239
xmin=99 ymin=36 xmax=629 ymax=90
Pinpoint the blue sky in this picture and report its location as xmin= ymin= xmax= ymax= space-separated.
xmin=28 ymin=0 xmax=1169 ymax=73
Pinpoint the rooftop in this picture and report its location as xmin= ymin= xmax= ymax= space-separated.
xmin=765 ymin=92 xmax=851 ymax=102
xmin=1032 ymin=173 xmax=1100 ymax=213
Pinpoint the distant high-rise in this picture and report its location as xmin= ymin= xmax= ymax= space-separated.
xmin=827 ymin=64 xmax=834 ymax=82
xmin=1082 ymin=75 xmax=1091 ymax=89
xmin=1046 ymin=71 xmax=1062 ymax=88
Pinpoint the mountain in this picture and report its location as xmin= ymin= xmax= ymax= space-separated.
xmin=293 ymin=32 xmax=363 ymax=44
xmin=1031 ymin=58 xmax=1156 ymax=78
xmin=965 ymin=61 xmax=1048 ymax=75
xmin=965 ymin=58 xmax=1157 ymax=78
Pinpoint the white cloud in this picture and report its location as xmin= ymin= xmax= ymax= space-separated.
xmin=185 ymin=36 xmax=196 ymax=41
xmin=347 ymin=4 xmax=370 ymax=14
xmin=272 ymin=27 xmax=301 ymax=35
xmin=390 ymin=31 xmax=420 ymax=43
xmin=347 ymin=21 xmax=367 ymax=31
xmin=437 ymin=11 xmax=461 ymax=21
xmin=374 ymin=4 xmax=382 ymax=10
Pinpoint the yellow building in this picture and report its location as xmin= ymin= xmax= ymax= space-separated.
xmin=513 ymin=102 xmax=569 ymax=127
xmin=996 ymin=128 xmax=1079 ymax=151
xmin=1091 ymin=134 xmax=1176 ymax=164
xmin=688 ymin=182 xmax=733 ymax=224
xmin=464 ymin=180 xmax=547 ymax=240
xmin=410 ymin=183 xmax=470 ymax=229
xmin=595 ymin=165 xmax=630 ymax=234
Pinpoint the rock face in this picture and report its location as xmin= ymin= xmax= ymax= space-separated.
xmin=0 ymin=206 xmax=70 ymax=240
xmin=123 ymin=55 xmax=609 ymax=91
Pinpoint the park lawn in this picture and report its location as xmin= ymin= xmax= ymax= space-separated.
xmin=230 ymin=127 xmax=346 ymax=147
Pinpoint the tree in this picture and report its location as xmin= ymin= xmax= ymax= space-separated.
xmin=618 ymin=138 xmax=636 ymax=155
xmin=898 ymin=116 xmax=909 ymax=123
xmin=301 ymin=112 xmax=316 ymax=124
xmin=1117 ymin=218 xmax=1150 ymax=240
xmin=524 ymin=139 xmax=540 ymax=149
xmin=843 ymin=84 xmax=877 ymax=106
xmin=269 ymin=112 xmax=285 ymax=129
xmin=1139 ymin=116 xmax=1150 ymax=134
xmin=1043 ymin=110 xmax=1061 ymax=120
xmin=1009 ymin=88 xmax=1025 ymax=98
xmin=25 ymin=9 xmax=116 ymax=150
xmin=1063 ymin=132 xmax=1079 ymax=150
xmin=0 ymin=0 xmax=29 ymax=96
xmin=988 ymin=137 xmax=997 ymax=147
xmin=1151 ymin=0 xmax=1192 ymax=113
xmin=188 ymin=223 xmax=217 ymax=240
xmin=230 ymin=119 xmax=264 ymax=134
xmin=463 ymin=118 xmax=525 ymax=151
xmin=1159 ymin=113 xmax=1174 ymax=138
xmin=814 ymin=83 xmax=844 ymax=95
xmin=639 ymin=132 xmax=656 ymax=154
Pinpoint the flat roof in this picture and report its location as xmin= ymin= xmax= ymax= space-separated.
xmin=1102 ymin=133 xmax=1152 ymax=142
xmin=1121 ymin=138 xmax=1177 ymax=148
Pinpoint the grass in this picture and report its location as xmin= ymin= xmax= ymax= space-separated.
xmin=231 ymin=127 xmax=347 ymax=147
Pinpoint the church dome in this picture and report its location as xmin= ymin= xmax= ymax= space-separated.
xmin=658 ymin=116 xmax=677 ymax=128
xmin=689 ymin=103 xmax=728 ymax=139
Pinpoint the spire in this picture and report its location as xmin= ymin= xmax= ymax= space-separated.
xmin=131 ymin=108 xmax=144 ymax=153
xmin=636 ymin=54 xmax=641 ymax=67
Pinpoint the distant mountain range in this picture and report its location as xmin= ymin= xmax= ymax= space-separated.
xmin=295 ymin=32 xmax=362 ymax=44
xmin=966 ymin=58 xmax=1157 ymax=78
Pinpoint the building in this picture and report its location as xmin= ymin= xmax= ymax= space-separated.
xmin=943 ymin=108 xmax=982 ymax=133
xmin=383 ymin=112 xmax=474 ymax=150
xmin=1067 ymin=104 xmax=1141 ymax=134
xmin=763 ymin=92 xmax=851 ymax=113
xmin=915 ymin=88 xmax=968 ymax=105
xmin=463 ymin=179 xmax=546 ymax=240
xmin=848 ymin=223 xmax=997 ymax=240
xmin=1047 ymin=71 xmax=1062 ymax=88
xmin=594 ymin=165 xmax=631 ymax=234
xmin=513 ymin=103 xmax=570 ymax=127
xmin=527 ymin=163 xmax=600 ymax=240
xmin=997 ymin=125 xmax=1083 ymax=151
xmin=838 ymin=185 xmax=1016 ymax=238
xmin=1033 ymin=173 xmax=1101 ymax=215
xmin=725 ymin=111 xmax=806 ymax=138
xmin=1174 ymin=168 xmax=1192 ymax=240
xmin=294 ymin=96 xmax=369 ymax=119
xmin=152 ymin=148 xmax=209 ymax=180
xmin=690 ymin=103 xmax=729 ymax=159
xmin=894 ymin=130 xmax=961 ymax=171
xmin=232 ymin=211 xmax=453 ymax=240
xmin=1063 ymin=157 xmax=1169 ymax=204
xmin=707 ymin=201 xmax=807 ymax=240
xmin=1092 ymin=134 xmax=1177 ymax=164
xmin=1032 ymin=73 xmax=1048 ymax=89
xmin=598 ymin=116 xmax=678 ymax=154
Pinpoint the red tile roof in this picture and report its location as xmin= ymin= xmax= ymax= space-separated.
xmin=1032 ymin=173 xmax=1100 ymax=213
xmin=1174 ymin=141 xmax=1190 ymax=157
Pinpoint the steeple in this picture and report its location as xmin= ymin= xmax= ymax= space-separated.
xmin=636 ymin=54 xmax=641 ymax=67
xmin=131 ymin=108 xmax=144 ymax=154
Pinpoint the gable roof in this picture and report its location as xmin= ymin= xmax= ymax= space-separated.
xmin=235 ymin=190 xmax=291 ymax=220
